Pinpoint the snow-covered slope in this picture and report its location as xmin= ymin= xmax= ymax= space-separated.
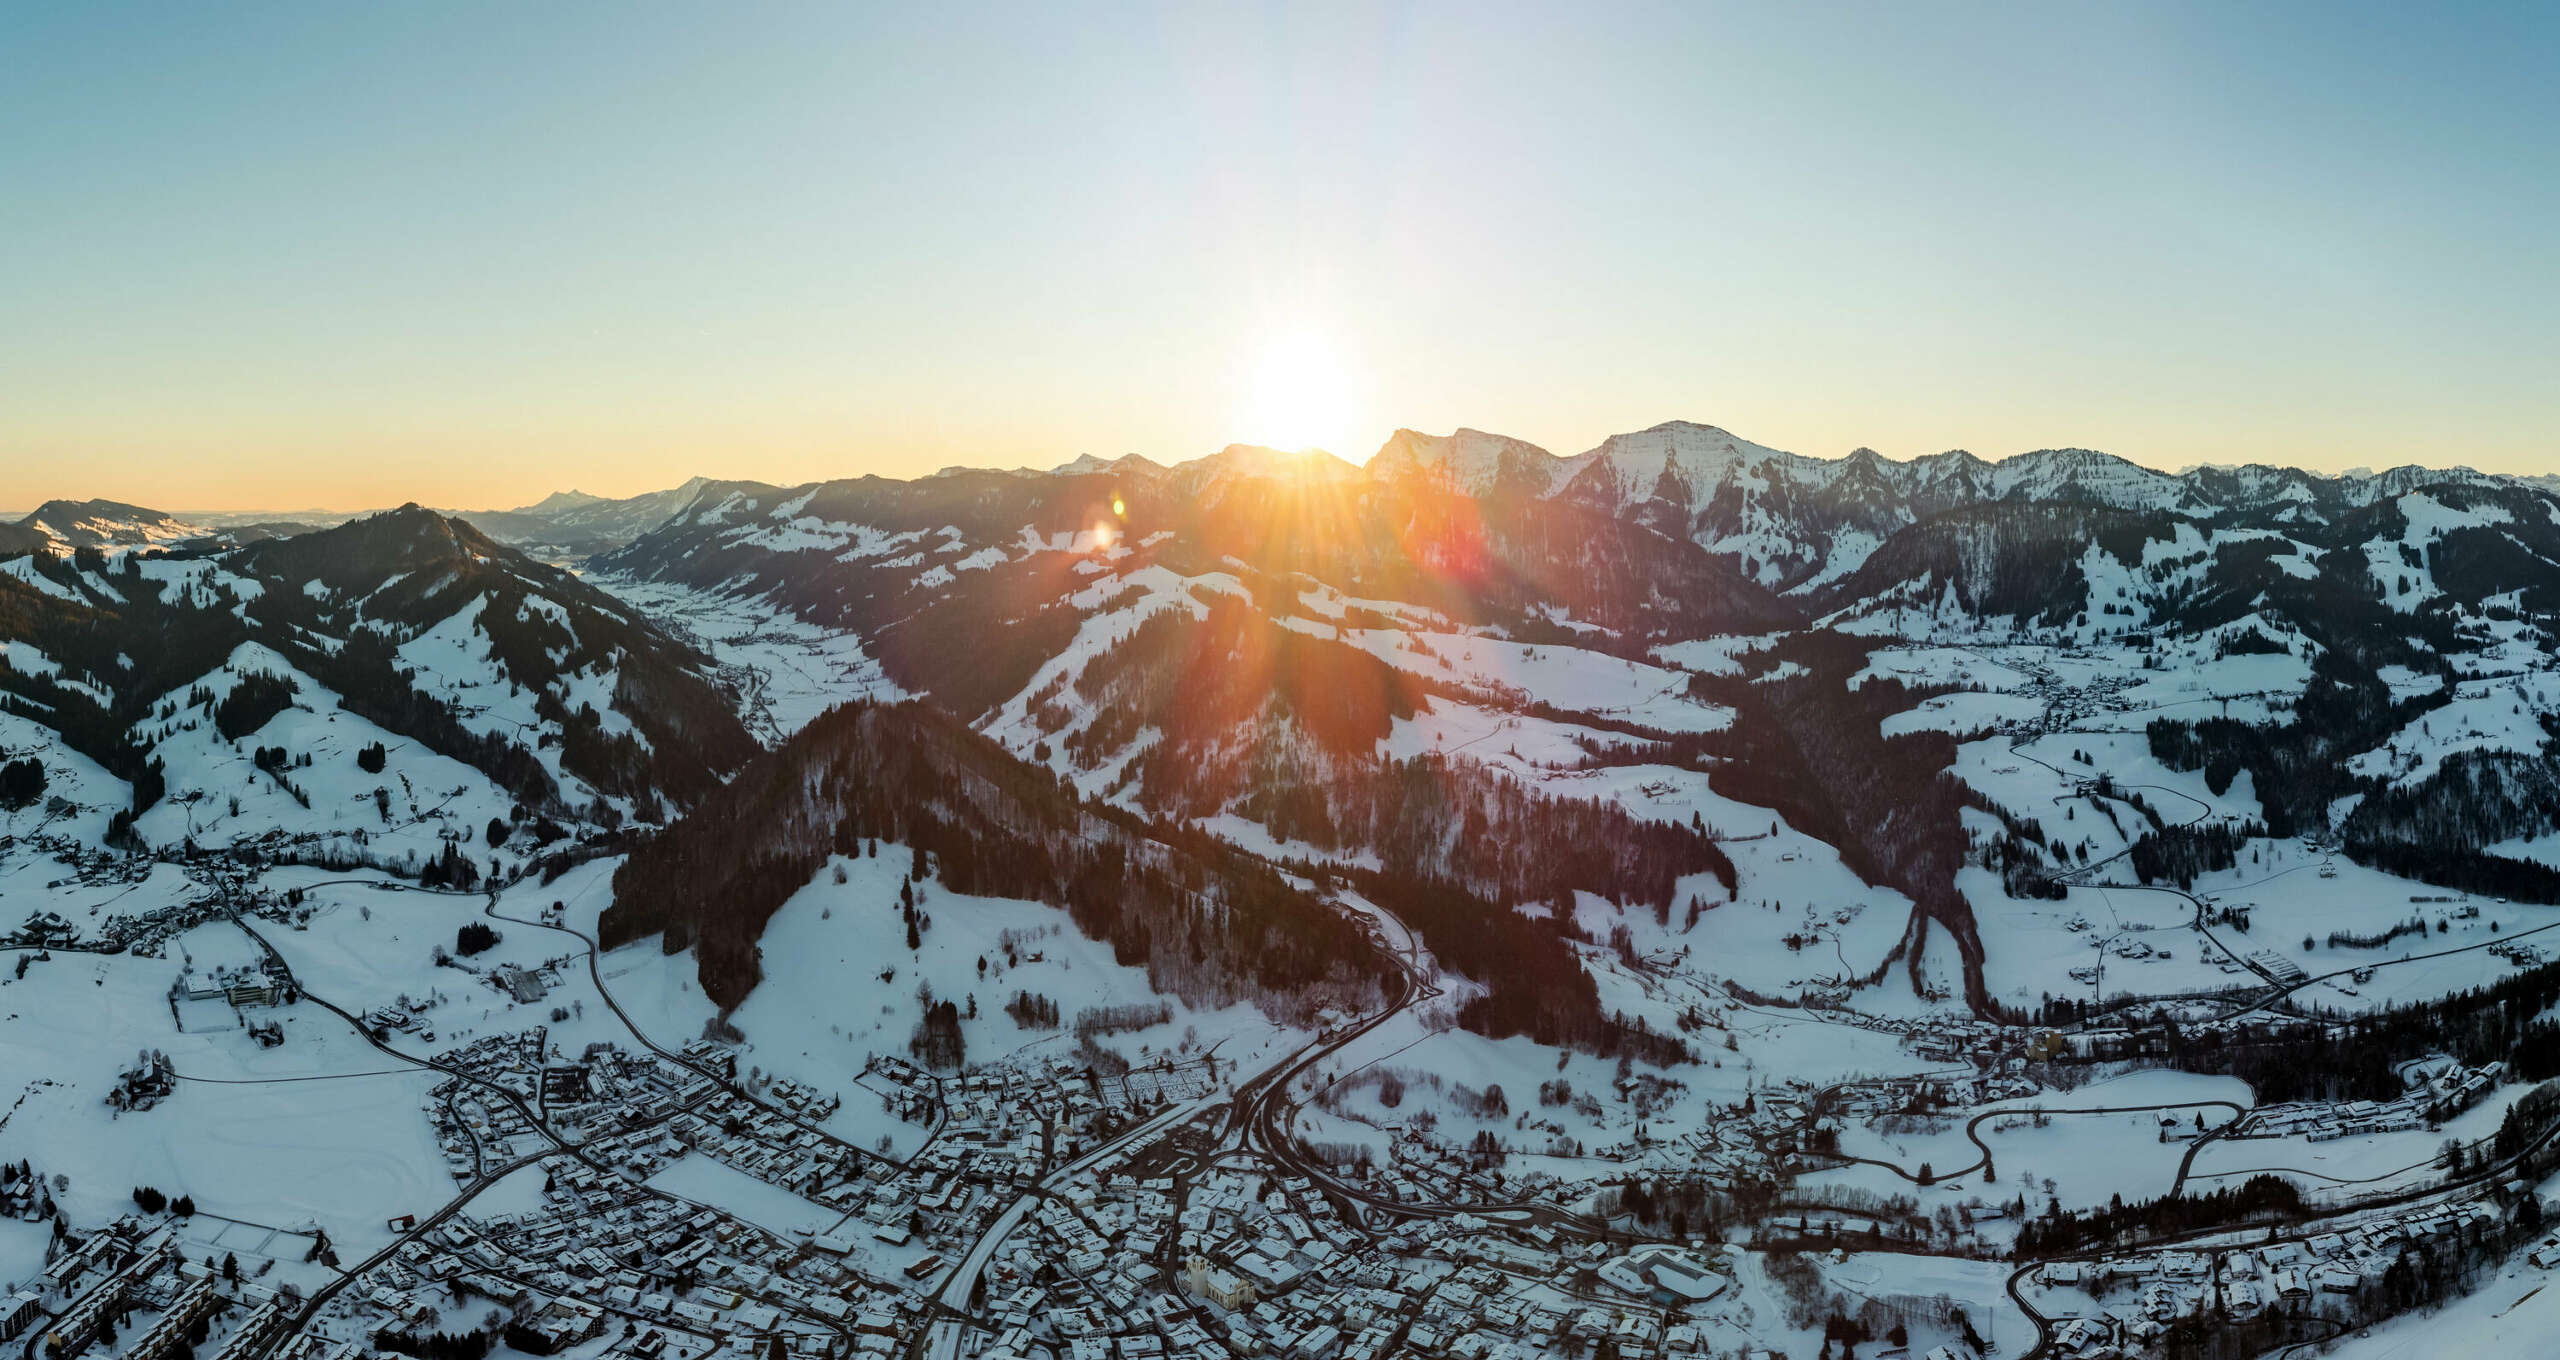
xmin=14 ymin=430 xmax=2560 ymax=1031
xmin=11 ymin=498 xmax=211 ymax=554
xmin=0 ymin=504 xmax=756 ymax=882
xmin=16 ymin=429 xmax=2560 ymax=1358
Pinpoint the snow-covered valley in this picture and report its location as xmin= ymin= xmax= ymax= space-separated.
xmin=12 ymin=433 xmax=2560 ymax=1360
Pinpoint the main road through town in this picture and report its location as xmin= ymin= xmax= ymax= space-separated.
xmin=921 ymin=888 xmax=1446 ymax=1360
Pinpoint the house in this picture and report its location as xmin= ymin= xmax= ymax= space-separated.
xmin=497 ymin=965 xmax=550 ymax=1004
xmin=2050 ymin=1317 xmax=2114 ymax=1357
xmin=1292 ymin=1325 xmax=1343 ymax=1360
xmin=2158 ymin=1251 xmax=2209 ymax=1279
xmin=511 ymin=1300 xmax=604 ymax=1355
xmin=1231 ymin=1251 xmax=1301 ymax=1294
xmin=0 ymin=1293 xmax=43 ymax=1346
xmin=2110 ymin=1311 xmax=2165 ymax=1345
xmin=2395 ymin=1055 xmax=2458 ymax=1089
xmin=208 ymin=1300 xmax=291 ymax=1360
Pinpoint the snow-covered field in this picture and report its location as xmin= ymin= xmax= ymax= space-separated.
xmin=2350 ymin=672 xmax=2560 ymax=786
xmin=0 ymin=934 xmax=451 ymax=1258
xmin=1311 ymin=623 xmax=1734 ymax=732
xmin=1800 ymin=1070 xmax=2251 ymax=1216
xmin=2184 ymin=1080 xmax=2540 ymax=1197
xmin=644 ymin=1155 xmax=835 ymax=1238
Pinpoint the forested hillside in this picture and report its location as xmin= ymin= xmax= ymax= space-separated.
xmin=601 ymin=700 xmax=1389 ymax=1021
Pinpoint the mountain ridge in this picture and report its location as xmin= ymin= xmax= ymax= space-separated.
xmin=11 ymin=421 xmax=2528 ymax=572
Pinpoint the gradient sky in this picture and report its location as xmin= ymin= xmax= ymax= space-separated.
xmin=4 ymin=2 xmax=2555 ymax=512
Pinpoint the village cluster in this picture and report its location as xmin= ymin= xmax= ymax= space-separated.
xmin=2229 ymin=1056 xmax=2505 ymax=1144
xmin=0 ymin=1195 xmax=304 ymax=1360
xmin=18 ymin=899 xmax=2556 ymax=1360
xmin=967 ymin=1154 xmax=1750 ymax=1360
xmin=10 ymin=769 xmax=2560 ymax=1360
xmin=2026 ymin=1194 xmax=2523 ymax=1358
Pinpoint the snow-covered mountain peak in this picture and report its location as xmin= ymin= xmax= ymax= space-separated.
xmin=14 ymin=498 xmax=209 ymax=554
xmin=513 ymin=489 xmax=606 ymax=515
xmin=1045 ymin=452 xmax=1165 ymax=480
xmin=1552 ymin=420 xmax=1811 ymax=509
xmin=1366 ymin=427 xmax=1563 ymax=497
xmin=1577 ymin=418 xmax=1794 ymax=471
xmin=1983 ymin=447 xmax=2186 ymax=508
xmin=1166 ymin=442 xmax=1363 ymax=501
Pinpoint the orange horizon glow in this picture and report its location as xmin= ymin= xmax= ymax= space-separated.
xmin=9 ymin=401 xmax=2546 ymax=518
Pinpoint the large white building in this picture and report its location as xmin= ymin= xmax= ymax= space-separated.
xmin=1595 ymin=1245 xmax=1729 ymax=1303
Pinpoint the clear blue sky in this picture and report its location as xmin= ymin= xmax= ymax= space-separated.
xmin=3 ymin=1 xmax=2554 ymax=510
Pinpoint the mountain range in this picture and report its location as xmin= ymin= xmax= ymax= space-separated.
xmin=9 ymin=419 xmax=2560 ymax=1028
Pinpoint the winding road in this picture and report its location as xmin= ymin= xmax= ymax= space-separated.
xmin=1808 ymin=1099 xmax=2248 ymax=1194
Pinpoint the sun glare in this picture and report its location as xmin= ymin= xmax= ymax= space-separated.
xmin=1235 ymin=328 xmax=1361 ymax=455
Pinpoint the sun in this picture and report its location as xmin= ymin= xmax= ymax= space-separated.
xmin=1234 ymin=327 xmax=1361 ymax=455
